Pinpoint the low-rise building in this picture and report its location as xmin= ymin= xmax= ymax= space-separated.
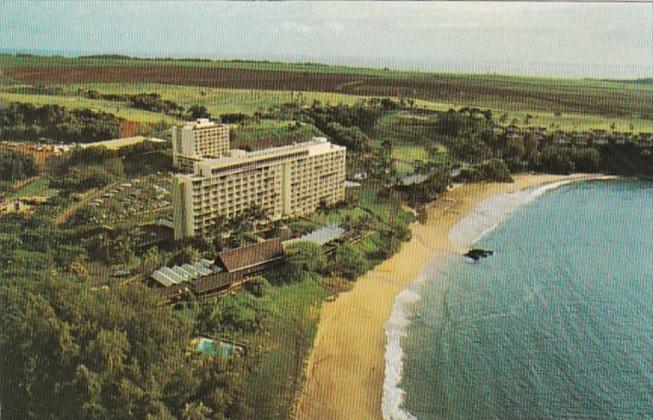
xmin=78 ymin=135 xmax=165 ymax=151
xmin=215 ymin=239 xmax=286 ymax=275
xmin=172 ymin=137 xmax=346 ymax=239
xmin=0 ymin=141 xmax=71 ymax=168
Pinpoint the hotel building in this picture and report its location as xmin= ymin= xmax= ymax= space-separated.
xmin=172 ymin=137 xmax=346 ymax=239
xmin=172 ymin=119 xmax=230 ymax=172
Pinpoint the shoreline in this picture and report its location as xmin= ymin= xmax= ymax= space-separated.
xmin=297 ymin=173 xmax=611 ymax=420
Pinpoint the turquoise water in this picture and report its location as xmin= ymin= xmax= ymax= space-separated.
xmin=395 ymin=179 xmax=653 ymax=419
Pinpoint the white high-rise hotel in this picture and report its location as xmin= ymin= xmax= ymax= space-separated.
xmin=171 ymin=122 xmax=346 ymax=239
xmin=172 ymin=119 xmax=230 ymax=172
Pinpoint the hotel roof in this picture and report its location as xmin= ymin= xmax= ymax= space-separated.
xmin=181 ymin=118 xmax=225 ymax=130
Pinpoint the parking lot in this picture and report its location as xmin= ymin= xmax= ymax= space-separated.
xmin=88 ymin=172 xmax=173 ymax=225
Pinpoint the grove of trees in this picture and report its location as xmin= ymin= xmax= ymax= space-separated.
xmin=0 ymin=149 xmax=38 ymax=181
xmin=0 ymin=103 xmax=122 ymax=143
xmin=0 ymin=277 xmax=253 ymax=419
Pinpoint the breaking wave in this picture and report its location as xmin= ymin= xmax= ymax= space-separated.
xmin=381 ymin=179 xmax=578 ymax=420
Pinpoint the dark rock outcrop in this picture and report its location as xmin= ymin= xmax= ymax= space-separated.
xmin=465 ymin=248 xmax=494 ymax=261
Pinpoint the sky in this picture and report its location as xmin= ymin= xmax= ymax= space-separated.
xmin=1 ymin=2 xmax=652 ymax=79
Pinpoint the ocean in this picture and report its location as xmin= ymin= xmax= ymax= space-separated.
xmin=384 ymin=179 xmax=653 ymax=419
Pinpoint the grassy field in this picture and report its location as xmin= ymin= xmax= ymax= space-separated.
xmin=3 ymin=54 xmax=651 ymax=119
xmin=59 ymin=83 xmax=371 ymax=115
xmin=4 ymin=84 xmax=648 ymax=134
xmin=392 ymin=144 xmax=429 ymax=162
xmin=368 ymin=137 xmax=434 ymax=177
xmin=10 ymin=177 xmax=58 ymax=198
xmin=311 ymin=184 xmax=413 ymax=228
xmin=494 ymin=108 xmax=652 ymax=132
xmin=373 ymin=112 xmax=441 ymax=146
xmin=380 ymin=109 xmax=652 ymax=137
xmin=0 ymin=90 xmax=180 ymax=124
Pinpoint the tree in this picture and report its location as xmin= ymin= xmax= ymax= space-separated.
xmin=181 ymin=402 xmax=213 ymax=420
xmin=325 ymin=122 xmax=371 ymax=153
xmin=436 ymin=111 xmax=469 ymax=137
xmin=409 ymin=161 xmax=451 ymax=203
xmin=449 ymin=134 xmax=492 ymax=163
xmin=197 ymin=292 xmax=270 ymax=335
xmin=285 ymin=241 xmax=328 ymax=282
xmin=68 ymin=206 xmax=101 ymax=226
xmin=141 ymin=246 xmax=162 ymax=273
xmin=169 ymin=246 xmax=200 ymax=266
xmin=571 ymin=147 xmax=601 ymax=172
xmin=478 ymin=159 xmax=513 ymax=183
xmin=0 ymin=149 xmax=38 ymax=181
xmin=539 ymin=145 xmax=576 ymax=174
xmin=187 ymin=105 xmax=211 ymax=120
xmin=0 ymin=277 xmax=251 ymax=419
xmin=0 ymin=232 xmax=22 ymax=268
xmin=373 ymin=137 xmax=397 ymax=186
xmin=0 ymin=103 xmax=121 ymax=143
xmin=220 ymin=113 xmax=249 ymax=124
xmin=502 ymin=136 xmax=526 ymax=169
xmin=330 ymin=243 xmax=367 ymax=280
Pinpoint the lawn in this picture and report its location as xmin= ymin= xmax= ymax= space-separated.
xmin=11 ymin=177 xmax=58 ymax=198
xmin=372 ymin=112 xmax=442 ymax=147
xmin=368 ymin=140 xmax=433 ymax=177
xmin=392 ymin=144 xmax=429 ymax=162
xmin=311 ymin=184 xmax=411 ymax=226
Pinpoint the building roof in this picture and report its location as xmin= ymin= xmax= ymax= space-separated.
xmin=192 ymin=137 xmax=344 ymax=173
xmin=215 ymin=239 xmax=285 ymax=273
xmin=192 ymin=271 xmax=243 ymax=294
xmin=79 ymin=136 xmax=151 ymax=150
xmin=151 ymin=259 xmax=221 ymax=288
xmin=174 ymin=137 xmax=345 ymax=181
xmin=283 ymin=224 xmax=345 ymax=247
xmin=181 ymin=118 xmax=225 ymax=130
xmin=400 ymin=173 xmax=429 ymax=186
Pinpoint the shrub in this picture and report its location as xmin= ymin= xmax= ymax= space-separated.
xmin=244 ymin=276 xmax=272 ymax=298
xmin=330 ymin=243 xmax=367 ymax=281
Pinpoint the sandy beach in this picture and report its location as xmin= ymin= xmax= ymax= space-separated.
xmin=297 ymin=173 xmax=605 ymax=420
